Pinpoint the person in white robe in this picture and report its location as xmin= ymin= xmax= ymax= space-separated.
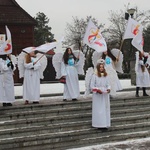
xmin=135 ymin=51 xmax=150 ymax=97
xmin=0 ymin=54 xmax=15 ymax=106
xmin=23 ymin=50 xmax=41 ymax=104
xmin=90 ymin=60 xmax=111 ymax=130
xmin=102 ymin=49 xmax=122 ymax=96
xmin=61 ymin=47 xmax=80 ymax=101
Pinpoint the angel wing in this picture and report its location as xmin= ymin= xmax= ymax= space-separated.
xmin=17 ymin=51 xmax=26 ymax=78
xmin=73 ymin=50 xmax=85 ymax=75
xmin=111 ymin=48 xmax=124 ymax=73
xmin=92 ymin=51 xmax=103 ymax=68
xmin=10 ymin=54 xmax=17 ymax=65
xmin=52 ymin=52 xmax=63 ymax=79
xmin=36 ymin=53 xmax=47 ymax=79
xmin=84 ymin=67 xmax=94 ymax=97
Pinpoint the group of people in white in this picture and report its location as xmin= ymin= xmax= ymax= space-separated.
xmin=0 ymin=45 xmax=150 ymax=131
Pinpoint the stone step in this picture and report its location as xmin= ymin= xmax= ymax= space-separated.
xmin=73 ymin=130 xmax=150 ymax=150
xmin=0 ymin=103 xmax=150 ymax=122
xmin=0 ymin=122 xmax=150 ymax=150
xmin=0 ymin=96 xmax=149 ymax=149
xmin=0 ymin=98 xmax=150 ymax=122
xmin=112 ymin=106 xmax=150 ymax=117
xmin=0 ymin=96 xmax=149 ymax=114
xmin=0 ymin=112 xmax=149 ymax=131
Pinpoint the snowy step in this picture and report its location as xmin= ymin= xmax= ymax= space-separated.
xmin=0 ymin=96 xmax=149 ymax=149
xmin=0 ymin=106 xmax=92 ymax=121
xmin=0 ymin=105 xmax=150 ymax=130
xmin=1 ymin=103 xmax=150 ymax=122
xmin=0 ymin=96 xmax=149 ymax=114
xmin=75 ymin=130 xmax=150 ymax=150
xmin=0 ymin=122 xmax=150 ymax=150
xmin=111 ymin=106 xmax=150 ymax=117
xmin=0 ymin=112 xmax=149 ymax=135
xmin=0 ymin=97 xmax=149 ymax=122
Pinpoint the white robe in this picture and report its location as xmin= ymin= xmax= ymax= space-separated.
xmin=61 ymin=59 xmax=80 ymax=100
xmin=90 ymin=74 xmax=111 ymax=128
xmin=104 ymin=56 xmax=122 ymax=96
xmin=0 ymin=58 xmax=15 ymax=103
xmin=135 ymin=59 xmax=150 ymax=87
xmin=23 ymin=57 xmax=41 ymax=101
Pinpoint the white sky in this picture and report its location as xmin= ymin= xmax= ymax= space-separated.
xmin=16 ymin=0 xmax=150 ymax=40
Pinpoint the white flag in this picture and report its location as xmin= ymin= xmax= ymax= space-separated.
xmin=35 ymin=41 xmax=58 ymax=53
xmin=83 ymin=19 xmax=107 ymax=52
xmin=131 ymin=30 xmax=144 ymax=52
xmin=0 ymin=26 xmax=12 ymax=54
xmin=123 ymin=17 xmax=143 ymax=40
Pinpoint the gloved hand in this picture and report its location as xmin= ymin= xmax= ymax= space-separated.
xmin=7 ymin=61 xmax=14 ymax=70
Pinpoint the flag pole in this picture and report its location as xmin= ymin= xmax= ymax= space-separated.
xmin=34 ymin=54 xmax=45 ymax=64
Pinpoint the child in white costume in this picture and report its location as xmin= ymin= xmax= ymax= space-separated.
xmin=0 ymin=54 xmax=15 ymax=106
xmin=61 ymin=48 xmax=80 ymax=101
xmin=135 ymin=51 xmax=150 ymax=97
xmin=18 ymin=47 xmax=47 ymax=104
xmin=52 ymin=48 xmax=85 ymax=102
xmin=101 ymin=49 xmax=122 ymax=96
xmin=90 ymin=60 xmax=111 ymax=129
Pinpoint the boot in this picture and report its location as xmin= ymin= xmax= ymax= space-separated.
xmin=143 ymin=87 xmax=149 ymax=96
xmin=135 ymin=87 xmax=139 ymax=97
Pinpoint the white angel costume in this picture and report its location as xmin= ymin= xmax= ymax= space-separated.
xmin=91 ymin=49 xmax=123 ymax=96
xmin=90 ymin=73 xmax=111 ymax=128
xmin=135 ymin=51 xmax=150 ymax=87
xmin=18 ymin=48 xmax=47 ymax=102
xmin=0 ymin=55 xmax=16 ymax=104
xmin=52 ymin=50 xmax=85 ymax=100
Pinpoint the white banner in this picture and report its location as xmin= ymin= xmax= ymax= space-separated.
xmin=131 ymin=30 xmax=144 ymax=52
xmin=83 ymin=19 xmax=107 ymax=52
xmin=123 ymin=17 xmax=143 ymax=40
xmin=0 ymin=26 xmax=12 ymax=55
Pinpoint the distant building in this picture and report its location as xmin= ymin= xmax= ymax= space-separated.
xmin=0 ymin=0 xmax=56 ymax=83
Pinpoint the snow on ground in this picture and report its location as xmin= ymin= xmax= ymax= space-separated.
xmin=68 ymin=137 xmax=150 ymax=150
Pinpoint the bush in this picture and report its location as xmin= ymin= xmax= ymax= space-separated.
xmin=78 ymin=74 xmax=85 ymax=80
xmin=118 ymin=73 xmax=131 ymax=79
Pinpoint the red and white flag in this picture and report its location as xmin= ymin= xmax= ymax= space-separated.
xmin=83 ymin=19 xmax=107 ymax=53
xmin=123 ymin=17 xmax=143 ymax=40
xmin=131 ymin=29 xmax=144 ymax=52
xmin=0 ymin=26 xmax=12 ymax=54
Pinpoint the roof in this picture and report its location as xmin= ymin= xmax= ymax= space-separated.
xmin=0 ymin=0 xmax=37 ymax=25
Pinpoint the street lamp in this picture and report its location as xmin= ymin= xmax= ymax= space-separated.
xmin=125 ymin=8 xmax=136 ymax=85
xmin=125 ymin=8 xmax=136 ymax=20
xmin=127 ymin=8 xmax=136 ymax=18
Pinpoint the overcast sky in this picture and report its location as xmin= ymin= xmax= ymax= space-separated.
xmin=16 ymin=0 xmax=149 ymax=40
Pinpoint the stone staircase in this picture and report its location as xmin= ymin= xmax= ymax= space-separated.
xmin=0 ymin=95 xmax=150 ymax=150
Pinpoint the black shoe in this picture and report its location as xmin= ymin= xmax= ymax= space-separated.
xmin=98 ymin=128 xmax=108 ymax=132
xmin=2 ymin=103 xmax=7 ymax=107
xmin=33 ymin=101 xmax=39 ymax=104
xmin=143 ymin=93 xmax=149 ymax=96
xmin=63 ymin=99 xmax=67 ymax=101
xmin=25 ymin=100 xmax=29 ymax=105
xmin=72 ymin=99 xmax=77 ymax=101
xmin=7 ymin=103 xmax=12 ymax=106
xmin=135 ymin=94 xmax=139 ymax=97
